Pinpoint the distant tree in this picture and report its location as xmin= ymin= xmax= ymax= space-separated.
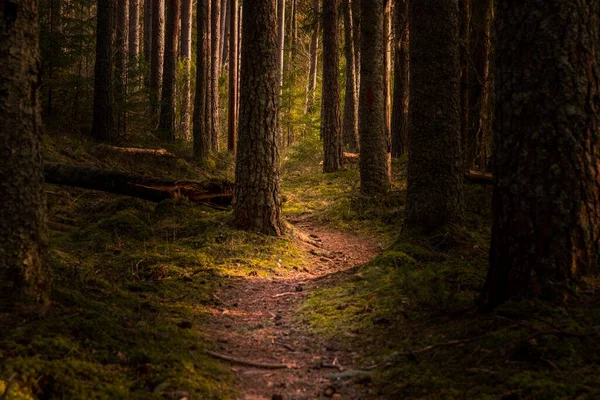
xmin=150 ymin=0 xmax=165 ymax=120
xmin=115 ymin=0 xmax=129 ymax=135
xmin=404 ymin=0 xmax=463 ymax=231
xmin=143 ymin=0 xmax=152 ymax=87
xmin=228 ymin=0 xmax=239 ymax=153
xmin=321 ymin=0 xmax=343 ymax=172
xmin=304 ymin=0 xmax=320 ymax=114
xmin=92 ymin=0 xmax=114 ymax=140
xmin=180 ymin=0 xmax=193 ymax=139
xmin=193 ymin=0 xmax=211 ymax=160
xmin=158 ymin=0 xmax=181 ymax=141
xmin=391 ymin=0 xmax=409 ymax=157
xmin=383 ymin=0 xmax=392 ymax=144
xmin=359 ymin=0 xmax=390 ymax=195
xmin=0 ymin=1 xmax=49 ymax=308
xmin=234 ymin=0 xmax=284 ymax=236
xmin=277 ymin=0 xmax=286 ymax=91
xmin=342 ymin=0 xmax=359 ymax=152
xmin=480 ymin=0 xmax=600 ymax=309
xmin=129 ymin=0 xmax=140 ymax=65
xmin=210 ymin=0 xmax=221 ymax=150
xmin=351 ymin=0 xmax=360 ymax=94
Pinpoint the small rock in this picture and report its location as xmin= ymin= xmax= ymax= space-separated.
xmin=324 ymin=386 xmax=336 ymax=397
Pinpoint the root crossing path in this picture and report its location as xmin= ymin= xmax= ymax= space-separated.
xmin=206 ymin=221 xmax=382 ymax=399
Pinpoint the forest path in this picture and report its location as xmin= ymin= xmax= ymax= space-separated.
xmin=205 ymin=219 xmax=382 ymax=399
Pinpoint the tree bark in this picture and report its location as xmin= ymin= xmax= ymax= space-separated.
xmin=193 ymin=0 xmax=211 ymax=160
xmin=0 ymin=0 xmax=49 ymax=308
xmin=383 ymin=0 xmax=392 ymax=146
xmin=143 ymin=0 xmax=152 ymax=87
xmin=342 ymin=0 xmax=359 ymax=152
xmin=115 ymin=0 xmax=129 ymax=136
xmin=404 ymin=0 xmax=463 ymax=231
xmin=150 ymin=0 xmax=165 ymax=121
xmin=304 ymin=0 xmax=320 ymax=114
xmin=277 ymin=0 xmax=286 ymax=91
xmin=359 ymin=0 xmax=390 ymax=195
xmin=219 ymin=0 xmax=228 ymax=72
xmin=228 ymin=0 xmax=239 ymax=153
xmin=158 ymin=0 xmax=181 ymax=141
xmin=180 ymin=0 xmax=193 ymax=140
xmin=480 ymin=0 xmax=600 ymax=309
xmin=129 ymin=0 xmax=140 ymax=64
xmin=210 ymin=0 xmax=221 ymax=150
xmin=320 ymin=0 xmax=343 ymax=172
xmin=234 ymin=0 xmax=284 ymax=236
xmin=391 ymin=0 xmax=409 ymax=157
xmin=351 ymin=0 xmax=360 ymax=96
xmin=92 ymin=0 xmax=114 ymax=141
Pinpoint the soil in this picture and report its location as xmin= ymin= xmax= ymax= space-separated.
xmin=205 ymin=220 xmax=382 ymax=399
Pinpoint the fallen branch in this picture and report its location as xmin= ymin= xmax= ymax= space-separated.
xmin=205 ymin=350 xmax=295 ymax=369
xmin=272 ymin=292 xmax=299 ymax=298
xmin=44 ymin=163 xmax=233 ymax=208
xmin=464 ymin=169 xmax=493 ymax=185
xmin=97 ymin=144 xmax=177 ymax=158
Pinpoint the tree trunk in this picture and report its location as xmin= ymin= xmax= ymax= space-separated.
xmin=383 ymin=0 xmax=392 ymax=146
xmin=228 ymin=0 xmax=239 ymax=153
xmin=210 ymin=0 xmax=221 ymax=150
xmin=321 ymin=0 xmax=343 ymax=172
xmin=304 ymin=0 xmax=319 ymax=114
xmin=459 ymin=0 xmax=471 ymax=168
xmin=391 ymin=0 xmax=409 ymax=157
xmin=342 ymin=0 xmax=359 ymax=152
xmin=92 ymin=0 xmax=114 ymax=141
xmin=143 ymin=0 xmax=152 ymax=87
xmin=234 ymin=0 xmax=284 ymax=236
xmin=193 ymin=0 xmax=211 ymax=160
xmin=480 ymin=0 xmax=600 ymax=309
xmin=158 ymin=0 xmax=181 ymax=141
xmin=0 ymin=0 xmax=49 ymax=308
xmin=359 ymin=0 xmax=390 ymax=195
xmin=219 ymin=0 xmax=228 ymax=72
xmin=115 ymin=0 xmax=129 ymax=136
xmin=277 ymin=0 xmax=286 ymax=91
xmin=150 ymin=0 xmax=165 ymax=121
xmin=405 ymin=0 xmax=463 ymax=232
xmin=180 ymin=0 xmax=193 ymax=140
xmin=351 ymin=0 xmax=360 ymax=96
xmin=44 ymin=164 xmax=233 ymax=207
xmin=129 ymin=0 xmax=140 ymax=64
xmin=47 ymin=0 xmax=61 ymax=114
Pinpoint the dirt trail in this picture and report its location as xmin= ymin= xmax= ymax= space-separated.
xmin=206 ymin=221 xmax=382 ymax=399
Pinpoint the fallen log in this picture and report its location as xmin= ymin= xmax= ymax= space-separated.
xmin=97 ymin=144 xmax=177 ymax=157
xmin=464 ymin=169 xmax=494 ymax=185
xmin=44 ymin=163 xmax=234 ymax=207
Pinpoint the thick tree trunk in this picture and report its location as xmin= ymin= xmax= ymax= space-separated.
xmin=391 ymin=0 xmax=409 ymax=157
xmin=143 ymin=0 xmax=152 ymax=87
xmin=480 ymin=0 xmax=600 ymax=309
xmin=180 ymin=0 xmax=193 ymax=140
xmin=92 ymin=0 xmax=114 ymax=141
xmin=193 ymin=0 xmax=211 ymax=160
xmin=342 ymin=0 xmax=359 ymax=152
xmin=219 ymin=0 xmax=228 ymax=72
xmin=304 ymin=0 xmax=319 ymax=114
xmin=0 ymin=1 xmax=49 ymax=308
xmin=234 ymin=0 xmax=284 ymax=236
xmin=150 ymin=0 xmax=165 ymax=121
xmin=359 ymin=0 xmax=390 ymax=195
xmin=405 ymin=0 xmax=463 ymax=232
xmin=321 ymin=0 xmax=343 ymax=172
xmin=277 ymin=0 xmax=286 ymax=90
xmin=228 ymin=0 xmax=239 ymax=153
xmin=158 ymin=0 xmax=181 ymax=141
xmin=115 ymin=0 xmax=129 ymax=136
xmin=44 ymin=164 xmax=233 ymax=206
xmin=129 ymin=0 xmax=140 ymax=64
xmin=210 ymin=0 xmax=221 ymax=150
xmin=383 ymin=0 xmax=392 ymax=145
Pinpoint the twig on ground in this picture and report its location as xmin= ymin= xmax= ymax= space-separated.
xmin=205 ymin=350 xmax=296 ymax=369
xmin=272 ymin=292 xmax=299 ymax=298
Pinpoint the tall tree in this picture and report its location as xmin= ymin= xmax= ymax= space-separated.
xmin=277 ymin=0 xmax=286 ymax=90
xmin=193 ymin=0 xmax=211 ymax=160
xmin=210 ymin=0 xmax=221 ymax=150
xmin=234 ymin=0 xmax=284 ymax=236
xmin=0 ymin=0 xmax=49 ymax=307
xmin=391 ymin=0 xmax=409 ymax=157
xmin=480 ymin=0 xmax=600 ymax=309
xmin=115 ymin=0 xmax=129 ymax=136
xmin=304 ymin=0 xmax=319 ymax=114
xmin=180 ymin=0 xmax=193 ymax=139
xmin=129 ymin=0 xmax=140 ymax=64
xmin=143 ymin=0 xmax=152 ymax=87
xmin=351 ymin=0 xmax=360 ymax=95
xmin=158 ymin=0 xmax=181 ymax=141
xmin=150 ymin=0 xmax=165 ymax=120
xmin=321 ymin=0 xmax=343 ymax=171
xmin=228 ymin=0 xmax=239 ymax=153
xmin=92 ymin=0 xmax=114 ymax=140
xmin=219 ymin=0 xmax=228 ymax=70
xmin=404 ymin=0 xmax=463 ymax=231
xmin=342 ymin=0 xmax=359 ymax=152
xmin=359 ymin=0 xmax=390 ymax=195
xmin=383 ymin=0 xmax=392 ymax=143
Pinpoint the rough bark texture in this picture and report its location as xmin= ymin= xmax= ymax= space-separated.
xmin=480 ymin=0 xmax=600 ymax=309
xmin=180 ymin=0 xmax=193 ymax=140
xmin=228 ymin=0 xmax=239 ymax=153
xmin=320 ymin=0 xmax=343 ymax=172
xmin=0 ymin=0 xmax=49 ymax=308
xmin=92 ymin=0 xmax=114 ymax=141
xmin=405 ymin=0 xmax=463 ymax=231
xmin=391 ymin=0 xmax=409 ymax=157
xmin=304 ymin=0 xmax=319 ymax=114
xmin=342 ymin=0 xmax=359 ymax=152
xmin=129 ymin=0 xmax=140 ymax=63
xmin=115 ymin=0 xmax=129 ymax=136
xmin=359 ymin=0 xmax=390 ymax=195
xmin=150 ymin=0 xmax=165 ymax=120
xmin=158 ymin=0 xmax=180 ymax=141
xmin=210 ymin=0 xmax=221 ymax=150
xmin=193 ymin=0 xmax=210 ymax=160
xmin=234 ymin=0 xmax=284 ymax=236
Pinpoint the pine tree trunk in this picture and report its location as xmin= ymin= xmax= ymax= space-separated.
xmin=342 ymin=0 xmax=359 ymax=152
xmin=234 ymin=0 xmax=284 ymax=236
xmin=129 ymin=0 xmax=140 ymax=64
xmin=92 ymin=0 xmax=114 ymax=141
xmin=359 ymin=0 xmax=390 ymax=195
xmin=383 ymin=0 xmax=392 ymax=146
xmin=158 ymin=0 xmax=181 ymax=141
xmin=480 ymin=0 xmax=600 ymax=309
xmin=115 ymin=0 xmax=129 ymax=136
xmin=228 ymin=0 xmax=239 ymax=153
xmin=405 ymin=0 xmax=463 ymax=232
xmin=143 ymin=0 xmax=152 ymax=87
xmin=277 ymin=0 xmax=286 ymax=91
xmin=150 ymin=0 xmax=165 ymax=120
xmin=219 ymin=0 xmax=228 ymax=71
xmin=193 ymin=0 xmax=211 ymax=160
xmin=210 ymin=0 xmax=221 ymax=150
xmin=391 ymin=0 xmax=409 ymax=157
xmin=0 ymin=0 xmax=49 ymax=308
xmin=180 ymin=0 xmax=193 ymax=140
xmin=351 ymin=0 xmax=360 ymax=97
xmin=321 ymin=0 xmax=343 ymax=172
xmin=304 ymin=0 xmax=319 ymax=114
